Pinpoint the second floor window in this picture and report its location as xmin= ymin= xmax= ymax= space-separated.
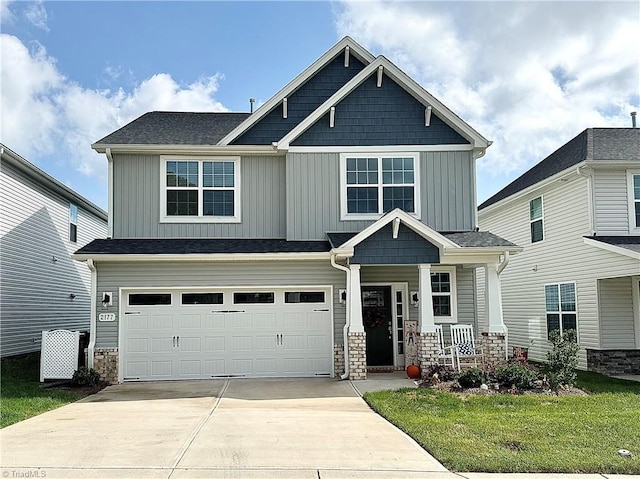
xmin=69 ymin=204 xmax=78 ymax=243
xmin=529 ymin=196 xmax=544 ymax=243
xmin=545 ymin=282 xmax=577 ymax=340
xmin=161 ymin=157 xmax=240 ymax=223
xmin=341 ymin=154 xmax=419 ymax=219
xmin=630 ymin=172 xmax=640 ymax=231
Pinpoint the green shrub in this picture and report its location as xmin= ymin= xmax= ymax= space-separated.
xmin=495 ymin=363 xmax=539 ymax=390
xmin=457 ymin=368 xmax=488 ymax=388
xmin=544 ymin=329 xmax=579 ymax=392
xmin=71 ymin=367 xmax=101 ymax=387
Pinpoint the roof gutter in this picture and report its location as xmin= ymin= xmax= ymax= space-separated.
xmin=91 ymin=143 xmax=280 ymax=156
xmin=72 ymin=252 xmax=332 ymax=262
xmin=86 ymin=259 xmax=97 ymax=369
xmin=330 ymin=254 xmax=351 ymax=380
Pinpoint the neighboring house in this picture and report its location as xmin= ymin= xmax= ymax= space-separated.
xmin=478 ymin=128 xmax=640 ymax=375
xmin=76 ymin=37 xmax=520 ymax=384
xmin=0 ymin=144 xmax=108 ymax=358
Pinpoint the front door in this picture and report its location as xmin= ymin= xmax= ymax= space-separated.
xmin=362 ymin=286 xmax=393 ymax=366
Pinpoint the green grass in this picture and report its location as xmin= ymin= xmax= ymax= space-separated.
xmin=576 ymin=369 xmax=640 ymax=394
xmin=1 ymin=354 xmax=84 ymax=428
xmin=364 ymin=374 xmax=640 ymax=473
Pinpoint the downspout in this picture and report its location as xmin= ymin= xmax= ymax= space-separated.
xmin=331 ymin=254 xmax=351 ymax=380
xmin=87 ymin=259 xmax=97 ymax=368
xmin=105 ymin=148 xmax=114 ymax=238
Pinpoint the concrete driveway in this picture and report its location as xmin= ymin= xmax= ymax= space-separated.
xmin=0 ymin=378 xmax=452 ymax=479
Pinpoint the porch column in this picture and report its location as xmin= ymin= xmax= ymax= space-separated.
xmin=417 ymin=263 xmax=439 ymax=376
xmin=348 ymin=264 xmax=366 ymax=380
xmin=483 ymin=262 xmax=508 ymax=363
xmin=418 ymin=264 xmax=435 ymax=333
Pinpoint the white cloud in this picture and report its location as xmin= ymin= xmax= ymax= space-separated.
xmin=0 ymin=0 xmax=13 ymax=24
xmin=0 ymin=34 xmax=228 ymax=180
xmin=335 ymin=0 xmax=640 ymax=199
xmin=24 ymin=0 xmax=48 ymax=31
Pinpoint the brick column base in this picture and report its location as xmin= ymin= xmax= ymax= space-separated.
xmin=93 ymin=348 xmax=118 ymax=384
xmin=334 ymin=344 xmax=345 ymax=377
xmin=348 ymin=332 xmax=367 ymax=380
xmin=481 ymin=332 xmax=507 ymax=365
xmin=417 ymin=332 xmax=440 ymax=378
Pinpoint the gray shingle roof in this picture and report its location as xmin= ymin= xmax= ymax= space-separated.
xmin=479 ymin=128 xmax=640 ymax=210
xmin=75 ymin=238 xmax=330 ymax=255
xmin=585 ymin=236 xmax=640 ymax=255
xmin=327 ymin=230 xmax=517 ymax=249
xmin=93 ymin=112 xmax=251 ymax=146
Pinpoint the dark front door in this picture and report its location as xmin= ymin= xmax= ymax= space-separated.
xmin=362 ymin=286 xmax=393 ymax=366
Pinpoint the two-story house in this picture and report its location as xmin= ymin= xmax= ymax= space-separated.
xmin=75 ymin=37 xmax=520 ymax=384
xmin=1 ymin=144 xmax=108 ymax=357
xmin=478 ymin=128 xmax=640 ymax=375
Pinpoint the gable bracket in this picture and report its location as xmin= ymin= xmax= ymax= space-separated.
xmin=344 ymin=46 xmax=350 ymax=67
xmin=283 ymin=98 xmax=288 ymax=119
xmin=392 ymin=217 xmax=401 ymax=239
xmin=425 ymin=105 xmax=432 ymax=127
xmin=330 ymin=107 xmax=336 ymax=128
xmin=377 ymin=66 xmax=384 ymax=87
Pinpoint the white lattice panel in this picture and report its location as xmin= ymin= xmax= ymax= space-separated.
xmin=40 ymin=330 xmax=80 ymax=381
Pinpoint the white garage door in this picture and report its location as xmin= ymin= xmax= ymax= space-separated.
xmin=121 ymin=288 xmax=333 ymax=381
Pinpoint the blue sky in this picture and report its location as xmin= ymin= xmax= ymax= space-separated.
xmin=1 ymin=1 xmax=638 ymax=212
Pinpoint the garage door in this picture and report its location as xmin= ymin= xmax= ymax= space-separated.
xmin=121 ymin=288 xmax=333 ymax=381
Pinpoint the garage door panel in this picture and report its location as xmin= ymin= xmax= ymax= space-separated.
xmin=254 ymin=358 xmax=278 ymax=375
xmin=204 ymin=336 xmax=225 ymax=352
xmin=253 ymin=313 xmax=277 ymax=330
xmin=126 ymin=338 xmax=148 ymax=354
xmin=152 ymin=315 xmax=173 ymax=330
xmin=150 ymin=361 xmax=172 ymax=378
xmin=179 ymin=314 xmax=202 ymax=329
xmin=232 ymin=314 xmax=253 ymax=329
xmin=179 ymin=360 xmax=201 ymax=376
xmin=204 ymin=314 xmax=226 ymax=330
xmin=125 ymin=361 xmax=148 ymax=378
xmin=231 ymin=358 xmax=253 ymax=375
xmin=254 ymin=334 xmax=277 ymax=351
xmin=203 ymin=359 xmax=225 ymax=375
xmin=126 ymin=315 xmax=149 ymax=331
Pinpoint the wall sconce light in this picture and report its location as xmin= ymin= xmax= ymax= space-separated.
xmin=102 ymin=292 xmax=113 ymax=309
xmin=52 ymin=255 xmax=58 ymax=263
xmin=69 ymin=293 xmax=76 ymax=300
xmin=338 ymin=289 xmax=347 ymax=304
xmin=410 ymin=291 xmax=419 ymax=307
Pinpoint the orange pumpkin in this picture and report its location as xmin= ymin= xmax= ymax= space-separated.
xmin=406 ymin=364 xmax=421 ymax=379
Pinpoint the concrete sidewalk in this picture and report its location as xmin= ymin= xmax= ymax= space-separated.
xmin=0 ymin=377 xmax=635 ymax=479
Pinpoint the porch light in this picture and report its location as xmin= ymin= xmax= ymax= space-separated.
xmin=411 ymin=291 xmax=419 ymax=307
xmin=339 ymin=289 xmax=347 ymax=304
xmin=102 ymin=292 xmax=112 ymax=309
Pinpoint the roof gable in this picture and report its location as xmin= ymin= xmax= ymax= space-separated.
xmin=219 ymin=37 xmax=375 ymax=146
xmin=231 ymin=54 xmax=367 ymax=145
xmin=291 ymin=71 xmax=468 ymax=146
xmin=278 ymin=56 xmax=489 ymax=150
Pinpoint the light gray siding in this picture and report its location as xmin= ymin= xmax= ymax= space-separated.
xmin=95 ymin=261 xmax=346 ymax=347
xmin=593 ymin=169 xmax=630 ymax=234
xmin=112 ymin=154 xmax=286 ymax=238
xmin=598 ymin=277 xmax=636 ymax=349
xmin=1 ymin=160 xmax=107 ymax=357
xmin=479 ymin=173 xmax=640 ymax=369
xmin=286 ymin=150 xmax=475 ymax=240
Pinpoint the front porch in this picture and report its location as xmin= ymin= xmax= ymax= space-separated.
xmin=329 ymin=209 xmax=521 ymax=380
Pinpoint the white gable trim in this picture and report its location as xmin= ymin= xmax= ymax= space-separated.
xmin=277 ymin=56 xmax=490 ymax=150
xmin=331 ymin=208 xmax=460 ymax=257
xmin=583 ymin=237 xmax=640 ymax=261
xmin=218 ymin=37 xmax=375 ymax=146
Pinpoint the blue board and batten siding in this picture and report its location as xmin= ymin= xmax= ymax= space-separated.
xmin=1 ymin=160 xmax=107 ymax=357
xmin=292 ymin=73 xmax=469 ymax=146
xmin=232 ymin=55 xmax=366 ymax=145
xmin=286 ymin=150 xmax=475 ymax=240
xmin=350 ymin=224 xmax=440 ymax=264
xmin=112 ymin=154 xmax=286 ymax=238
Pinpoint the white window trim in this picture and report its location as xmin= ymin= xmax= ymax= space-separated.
xmin=529 ymin=195 xmax=544 ymax=244
xmin=627 ymin=170 xmax=640 ymax=234
xmin=544 ymin=281 xmax=579 ymax=339
xmin=159 ymin=156 xmax=241 ymax=223
xmin=431 ymin=266 xmax=457 ymax=323
xmin=339 ymin=152 xmax=421 ymax=221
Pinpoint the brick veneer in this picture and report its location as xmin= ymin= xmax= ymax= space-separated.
xmin=587 ymin=349 xmax=640 ymax=375
xmin=481 ymin=332 xmax=507 ymax=365
xmin=93 ymin=348 xmax=118 ymax=384
xmin=348 ymin=332 xmax=367 ymax=380
xmin=334 ymin=344 xmax=345 ymax=377
xmin=417 ymin=332 xmax=440 ymax=378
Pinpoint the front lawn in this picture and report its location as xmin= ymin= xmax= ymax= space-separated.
xmin=1 ymin=354 xmax=86 ymax=428
xmin=364 ymin=374 xmax=640 ymax=473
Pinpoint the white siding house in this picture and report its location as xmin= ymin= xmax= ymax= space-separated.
xmin=0 ymin=144 xmax=108 ymax=357
xmin=478 ymin=128 xmax=640 ymax=374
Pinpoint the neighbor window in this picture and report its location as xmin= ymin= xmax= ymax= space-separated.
xmin=341 ymin=154 xmax=419 ymax=218
xmin=161 ymin=157 xmax=240 ymax=222
xmin=545 ymin=282 xmax=577 ymax=339
xmin=69 ymin=204 xmax=78 ymax=243
xmin=431 ymin=267 xmax=457 ymax=322
xmin=629 ymin=172 xmax=640 ymax=232
xmin=529 ymin=196 xmax=544 ymax=243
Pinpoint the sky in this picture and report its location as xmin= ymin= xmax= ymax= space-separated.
xmin=1 ymin=0 xmax=638 ymax=211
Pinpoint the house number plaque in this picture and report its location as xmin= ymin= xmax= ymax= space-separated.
xmin=98 ymin=313 xmax=116 ymax=322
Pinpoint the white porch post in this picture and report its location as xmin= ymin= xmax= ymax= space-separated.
xmin=348 ymin=264 xmax=364 ymax=332
xmin=418 ymin=264 xmax=436 ymax=333
xmin=484 ymin=262 xmax=506 ymax=333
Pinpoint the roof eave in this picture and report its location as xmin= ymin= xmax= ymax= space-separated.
xmin=583 ymin=237 xmax=640 ymax=261
xmin=72 ymin=252 xmax=331 ymax=262
xmin=91 ymin=143 xmax=281 ymax=155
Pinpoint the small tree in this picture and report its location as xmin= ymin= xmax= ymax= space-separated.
xmin=544 ymin=329 xmax=579 ymax=392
